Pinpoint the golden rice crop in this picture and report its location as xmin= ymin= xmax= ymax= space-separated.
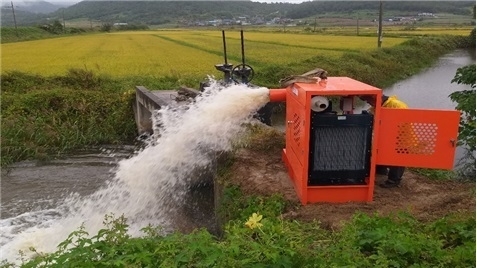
xmin=326 ymin=26 xmax=474 ymax=37
xmin=153 ymin=32 xmax=344 ymax=66
xmin=195 ymin=30 xmax=408 ymax=50
xmin=1 ymin=32 xmax=223 ymax=77
xmin=1 ymin=30 xmax=411 ymax=78
xmin=384 ymin=27 xmax=474 ymax=36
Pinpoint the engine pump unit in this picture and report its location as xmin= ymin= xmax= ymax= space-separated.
xmin=269 ymin=77 xmax=460 ymax=204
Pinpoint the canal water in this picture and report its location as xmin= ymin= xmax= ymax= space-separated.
xmin=382 ymin=49 xmax=475 ymax=166
xmin=383 ymin=49 xmax=475 ymax=110
xmin=1 ymin=50 xmax=474 ymax=264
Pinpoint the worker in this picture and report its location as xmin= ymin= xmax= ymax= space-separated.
xmin=360 ymin=94 xmax=409 ymax=188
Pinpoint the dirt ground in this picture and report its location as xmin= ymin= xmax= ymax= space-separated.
xmin=228 ymin=142 xmax=476 ymax=230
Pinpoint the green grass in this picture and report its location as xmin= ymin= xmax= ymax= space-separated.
xmin=0 ymin=27 xmax=56 ymax=43
xmin=0 ymin=69 xmax=138 ymax=166
xmin=1 ymin=190 xmax=474 ymax=268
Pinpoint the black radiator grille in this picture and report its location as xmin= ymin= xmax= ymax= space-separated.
xmin=313 ymin=127 xmax=369 ymax=171
xmin=308 ymin=113 xmax=373 ymax=186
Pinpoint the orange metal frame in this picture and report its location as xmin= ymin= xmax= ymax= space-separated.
xmin=269 ymin=77 xmax=460 ymax=205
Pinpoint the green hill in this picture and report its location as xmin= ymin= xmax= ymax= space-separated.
xmin=1 ymin=1 xmax=474 ymax=27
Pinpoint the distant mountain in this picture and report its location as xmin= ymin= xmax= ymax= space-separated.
xmin=1 ymin=6 xmax=46 ymax=26
xmin=1 ymin=0 xmax=74 ymax=14
xmin=1 ymin=1 xmax=474 ymax=27
xmin=50 ymin=1 xmax=476 ymax=25
xmin=1 ymin=0 xmax=72 ymax=26
xmin=286 ymin=1 xmax=474 ymax=18
xmin=46 ymin=1 xmax=295 ymax=24
xmin=20 ymin=1 xmax=62 ymax=13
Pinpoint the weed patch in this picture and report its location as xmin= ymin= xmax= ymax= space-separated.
xmin=3 ymin=196 xmax=474 ymax=268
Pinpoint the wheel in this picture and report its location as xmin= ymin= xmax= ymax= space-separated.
xmin=231 ymin=64 xmax=254 ymax=84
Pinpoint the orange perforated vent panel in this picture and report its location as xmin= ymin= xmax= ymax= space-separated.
xmin=395 ymin=122 xmax=437 ymax=155
xmin=292 ymin=113 xmax=301 ymax=147
xmin=377 ymin=108 xmax=460 ymax=169
xmin=286 ymin=94 xmax=307 ymax=167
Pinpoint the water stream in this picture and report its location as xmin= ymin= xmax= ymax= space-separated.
xmin=1 ymin=81 xmax=270 ymax=264
xmin=383 ymin=49 xmax=475 ymax=110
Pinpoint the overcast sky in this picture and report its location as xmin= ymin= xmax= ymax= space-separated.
xmin=10 ymin=0 xmax=307 ymax=4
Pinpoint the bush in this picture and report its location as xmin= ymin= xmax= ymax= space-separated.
xmin=450 ymin=64 xmax=476 ymax=179
xmin=38 ymin=20 xmax=64 ymax=34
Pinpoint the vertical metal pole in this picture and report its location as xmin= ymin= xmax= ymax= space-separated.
xmin=240 ymin=30 xmax=245 ymax=65
xmin=11 ymin=1 xmax=18 ymax=37
xmin=221 ymin=30 xmax=227 ymax=65
xmin=378 ymin=1 xmax=383 ymax=48
xmin=62 ymin=10 xmax=66 ymax=33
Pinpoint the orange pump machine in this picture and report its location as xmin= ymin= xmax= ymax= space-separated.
xmin=269 ymin=77 xmax=460 ymax=204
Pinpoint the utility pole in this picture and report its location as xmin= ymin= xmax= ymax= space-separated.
xmin=313 ymin=17 xmax=317 ymax=32
xmin=356 ymin=14 xmax=359 ymax=36
xmin=377 ymin=0 xmax=383 ymax=48
xmin=62 ymin=10 xmax=66 ymax=33
xmin=10 ymin=1 xmax=18 ymax=37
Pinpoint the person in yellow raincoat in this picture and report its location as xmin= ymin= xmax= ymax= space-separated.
xmin=360 ymin=94 xmax=408 ymax=188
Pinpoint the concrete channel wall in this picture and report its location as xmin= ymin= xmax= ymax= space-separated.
xmin=134 ymin=85 xmax=201 ymax=134
xmin=133 ymin=86 xmax=168 ymax=135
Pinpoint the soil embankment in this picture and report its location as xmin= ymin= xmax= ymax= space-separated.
xmin=228 ymin=129 xmax=476 ymax=229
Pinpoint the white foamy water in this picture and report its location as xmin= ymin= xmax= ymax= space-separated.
xmin=0 ymin=81 xmax=270 ymax=264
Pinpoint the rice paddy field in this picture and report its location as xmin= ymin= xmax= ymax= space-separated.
xmin=0 ymin=27 xmax=471 ymax=79
xmin=312 ymin=26 xmax=474 ymax=37
xmin=1 ymin=30 xmax=408 ymax=78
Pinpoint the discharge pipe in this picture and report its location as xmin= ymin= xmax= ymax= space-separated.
xmin=269 ymin=88 xmax=287 ymax=103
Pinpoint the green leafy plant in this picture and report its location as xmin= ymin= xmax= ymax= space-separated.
xmin=449 ymin=64 xmax=476 ymax=179
xmin=1 ymin=196 xmax=474 ymax=268
xmin=0 ymin=207 xmax=475 ymax=268
xmin=450 ymin=64 xmax=476 ymax=152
